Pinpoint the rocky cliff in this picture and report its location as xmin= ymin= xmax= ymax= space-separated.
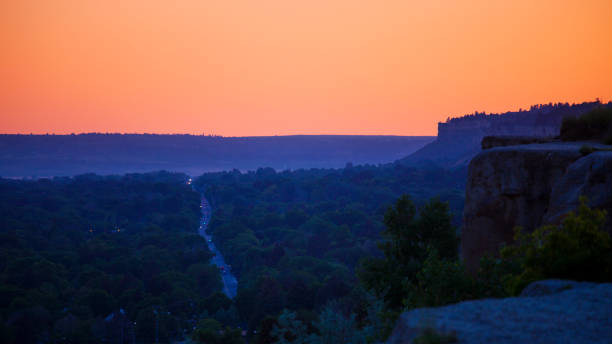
xmin=400 ymin=100 xmax=612 ymax=168
xmin=387 ymin=279 xmax=612 ymax=344
xmin=461 ymin=142 xmax=612 ymax=272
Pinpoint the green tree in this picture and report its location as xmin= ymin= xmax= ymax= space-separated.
xmin=501 ymin=197 xmax=612 ymax=294
xmin=187 ymin=263 xmax=224 ymax=296
xmin=358 ymin=196 xmax=457 ymax=309
xmin=309 ymin=306 xmax=367 ymax=344
xmin=271 ymin=310 xmax=309 ymax=344
xmin=191 ymin=318 xmax=244 ymax=344
xmin=81 ymin=289 xmax=115 ymax=317
xmin=404 ymin=248 xmax=478 ymax=308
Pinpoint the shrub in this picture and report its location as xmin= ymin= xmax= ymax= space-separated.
xmin=560 ymin=107 xmax=612 ymax=143
xmin=271 ymin=310 xmax=308 ymax=344
xmin=500 ymin=197 xmax=612 ymax=295
xmin=192 ymin=318 xmax=244 ymax=344
xmin=413 ymin=328 xmax=458 ymax=344
xmin=404 ymin=248 xmax=509 ymax=310
xmin=404 ymin=249 xmax=479 ymax=309
xmin=579 ymin=144 xmax=594 ymax=156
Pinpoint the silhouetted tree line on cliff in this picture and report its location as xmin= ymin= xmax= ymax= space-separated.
xmin=560 ymin=107 xmax=612 ymax=144
xmin=443 ymin=99 xmax=612 ymax=126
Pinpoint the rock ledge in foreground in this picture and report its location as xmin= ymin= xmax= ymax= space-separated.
xmin=387 ymin=280 xmax=612 ymax=344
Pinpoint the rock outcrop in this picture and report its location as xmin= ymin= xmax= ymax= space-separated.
xmin=461 ymin=142 xmax=612 ymax=272
xmin=543 ymin=151 xmax=612 ymax=225
xmin=400 ymin=100 xmax=612 ymax=168
xmin=387 ymin=280 xmax=612 ymax=344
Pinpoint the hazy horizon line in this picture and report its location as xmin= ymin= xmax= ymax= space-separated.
xmin=0 ymin=131 xmax=437 ymax=138
xmin=0 ymin=132 xmax=438 ymax=138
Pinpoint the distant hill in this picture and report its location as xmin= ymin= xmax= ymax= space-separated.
xmin=0 ymin=134 xmax=433 ymax=177
xmin=400 ymin=100 xmax=612 ymax=168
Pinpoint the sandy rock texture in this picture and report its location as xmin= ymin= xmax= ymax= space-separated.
xmin=387 ymin=280 xmax=612 ymax=344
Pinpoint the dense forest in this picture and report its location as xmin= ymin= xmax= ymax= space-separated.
xmin=0 ymin=172 xmax=229 ymax=343
xmin=0 ymin=164 xmax=466 ymax=343
xmin=194 ymin=150 xmax=612 ymax=343
xmin=2 ymin=158 xmax=609 ymax=343
xmin=194 ymin=163 xmax=467 ymax=342
xmin=195 ymin=166 xmax=611 ymax=342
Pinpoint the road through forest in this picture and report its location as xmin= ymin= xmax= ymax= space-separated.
xmin=196 ymin=189 xmax=238 ymax=299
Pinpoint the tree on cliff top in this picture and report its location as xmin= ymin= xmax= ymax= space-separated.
xmin=560 ymin=107 xmax=612 ymax=144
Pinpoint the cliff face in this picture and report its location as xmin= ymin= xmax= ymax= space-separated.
xmin=401 ymin=101 xmax=612 ymax=168
xmin=437 ymin=119 xmax=559 ymax=141
xmin=461 ymin=142 xmax=612 ymax=272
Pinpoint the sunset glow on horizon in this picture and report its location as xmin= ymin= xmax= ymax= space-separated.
xmin=1 ymin=0 xmax=611 ymax=136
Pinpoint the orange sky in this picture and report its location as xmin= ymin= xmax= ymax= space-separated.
xmin=1 ymin=0 xmax=611 ymax=136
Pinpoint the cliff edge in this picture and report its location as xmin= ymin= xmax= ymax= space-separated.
xmin=461 ymin=141 xmax=612 ymax=272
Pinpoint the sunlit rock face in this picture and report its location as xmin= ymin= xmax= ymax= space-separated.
xmin=461 ymin=142 xmax=612 ymax=273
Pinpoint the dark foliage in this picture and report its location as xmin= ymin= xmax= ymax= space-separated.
xmin=358 ymin=196 xmax=458 ymax=310
xmin=500 ymin=197 xmax=612 ymax=295
xmin=560 ymin=107 xmax=612 ymax=144
xmin=0 ymin=172 xmax=223 ymax=343
xmin=194 ymin=164 xmax=466 ymax=341
xmin=445 ymin=100 xmax=612 ymax=127
xmin=192 ymin=318 xmax=243 ymax=344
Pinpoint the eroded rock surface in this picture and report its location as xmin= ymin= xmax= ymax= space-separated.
xmin=543 ymin=151 xmax=612 ymax=226
xmin=461 ymin=142 xmax=612 ymax=272
xmin=387 ymin=280 xmax=612 ymax=344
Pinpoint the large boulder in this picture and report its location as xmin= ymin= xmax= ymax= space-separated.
xmin=387 ymin=280 xmax=612 ymax=344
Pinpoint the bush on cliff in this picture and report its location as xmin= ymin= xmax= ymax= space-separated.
xmin=500 ymin=197 xmax=612 ymax=295
xmin=560 ymin=107 xmax=612 ymax=144
xmin=403 ymin=248 xmax=509 ymax=310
